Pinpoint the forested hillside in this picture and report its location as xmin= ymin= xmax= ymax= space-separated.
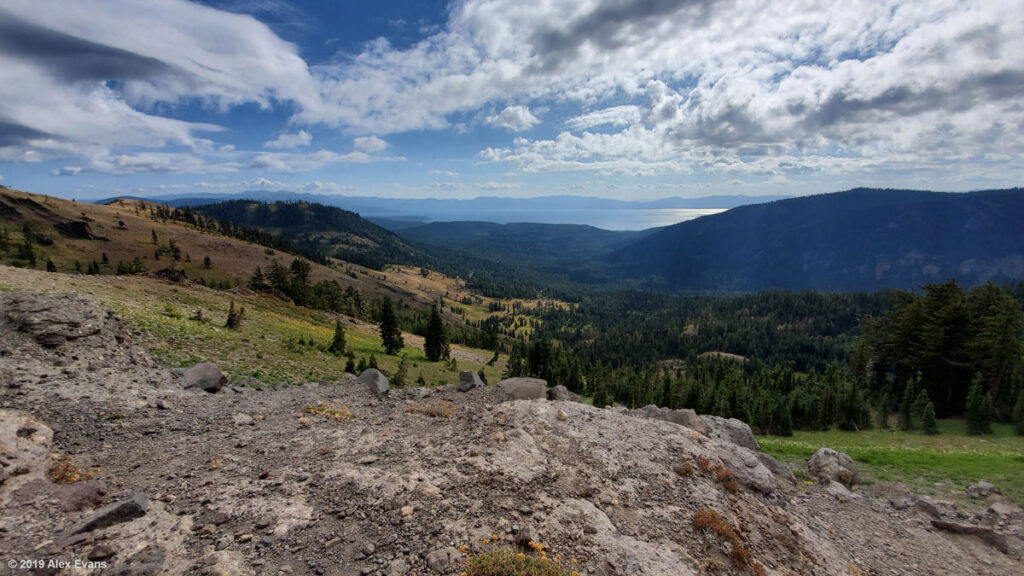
xmin=610 ymin=188 xmax=1024 ymax=291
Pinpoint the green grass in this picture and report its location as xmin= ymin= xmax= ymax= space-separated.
xmin=759 ymin=420 xmax=1024 ymax=504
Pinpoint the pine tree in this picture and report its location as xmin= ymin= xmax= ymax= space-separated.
xmin=356 ymin=357 xmax=368 ymax=373
xmin=328 ymin=320 xmax=347 ymax=356
xmin=877 ymin=393 xmax=890 ymax=429
xmin=378 ymin=298 xmax=404 ymax=355
xmin=899 ymin=380 xmax=916 ymax=430
xmin=203 ymin=256 xmax=212 ymax=269
xmin=1013 ymin=388 xmax=1024 ymax=436
xmin=368 ymin=354 xmax=379 ymax=370
xmin=659 ymin=372 xmax=674 ymax=408
xmin=592 ymin=380 xmax=609 ymax=409
xmin=344 ymin=357 xmax=356 ymax=374
xmin=424 ymin=304 xmax=449 ymax=361
xmin=45 ymin=258 xmax=56 ymax=272
xmin=922 ymin=401 xmax=939 ymax=434
xmin=392 ymin=355 xmax=408 ymax=387
xmin=248 ymin=267 xmax=266 ymax=290
xmin=504 ymin=343 xmax=525 ymax=378
xmin=965 ymin=375 xmax=992 ymax=434
xmin=101 ymin=252 xmax=109 ymax=265
xmin=775 ymin=398 xmax=794 ymax=437
xmin=151 ymin=229 xmax=158 ymax=244
xmin=911 ymin=389 xmax=931 ymax=428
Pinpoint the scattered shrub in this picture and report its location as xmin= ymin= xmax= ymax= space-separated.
xmin=303 ymin=400 xmax=354 ymax=421
xmin=48 ymin=454 xmax=95 ymax=484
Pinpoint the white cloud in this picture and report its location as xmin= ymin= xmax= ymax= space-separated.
xmin=263 ymin=130 xmax=312 ymax=149
xmin=250 ymin=147 xmax=404 ymax=172
xmin=311 ymin=0 xmax=1024 ymax=178
xmin=0 ymin=0 xmax=322 ymax=171
xmin=429 ymin=169 xmax=458 ymax=177
xmin=52 ymin=166 xmax=83 ymax=176
xmin=352 ymin=135 xmax=388 ymax=153
xmin=486 ymin=105 xmax=540 ymax=132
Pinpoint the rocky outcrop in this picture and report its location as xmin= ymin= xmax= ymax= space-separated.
xmin=2 ymin=292 xmax=106 ymax=347
xmin=498 ymin=377 xmax=547 ymax=401
xmin=55 ymin=220 xmax=107 ymax=241
xmin=632 ymin=404 xmax=707 ymax=434
xmin=182 ymin=363 xmax=228 ymax=393
xmin=0 ymin=410 xmax=53 ymax=506
xmin=70 ymin=493 xmax=148 ymax=535
xmin=808 ymin=447 xmax=860 ymax=487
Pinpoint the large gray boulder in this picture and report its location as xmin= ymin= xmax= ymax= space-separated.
xmin=498 ymin=377 xmax=548 ymax=401
xmin=632 ymin=405 xmax=707 ymax=434
xmin=357 ymin=369 xmax=389 ymax=399
xmin=808 ymin=447 xmax=859 ymax=487
xmin=457 ymin=370 xmax=483 ymax=392
xmin=715 ymin=442 xmax=779 ymax=494
xmin=182 ymin=362 xmax=228 ymax=393
xmin=700 ymin=415 xmax=758 ymax=450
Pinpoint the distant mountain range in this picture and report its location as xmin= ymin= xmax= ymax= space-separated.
xmin=97 ymin=191 xmax=790 ymax=228
xmin=609 ymin=188 xmax=1024 ymax=291
xmin=168 ymin=188 xmax=1024 ymax=293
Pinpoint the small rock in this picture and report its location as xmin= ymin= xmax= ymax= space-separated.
xmin=400 ymin=506 xmax=414 ymax=517
xmin=425 ymin=548 xmax=458 ymax=573
xmin=87 ymin=543 xmax=116 ymax=561
xmin=498 ymin=378 xmax=547 ymax=401
xmin=258 ymin=536 xmax=275 ymax=548
xmin=514 ymin=524 xmax=539 ymax=550
xmin=71 ymin=493 xmax=148 ymax=535
xmin=966 ymin=481 xmax=1001 ymax=499
xmin=556 ymin=409 xmax=568 ymax=421
xmin=232 ymin=413 xmax=254 ymax=426
xmin=362 ymin=543 xmax=376 ymax=555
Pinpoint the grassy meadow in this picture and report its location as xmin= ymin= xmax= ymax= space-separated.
xmin=0 ymin=266 xmax=506 ymax=387
xmin=760 ymin=420 xmax=1024 ymax=505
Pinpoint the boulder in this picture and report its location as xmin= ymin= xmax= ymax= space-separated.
xmin=715 ymin=443 xmax=778 ymax=494
xmin=182 ymin=363 xmax=228 ymax=393
xmin=700 ymin=415 xmax=758 ymax=450
xmin=425 ymin=547 xmax=459 ymax=573
xmin=357 ymin=369 xmax=389 ymax=399
xmin=547 ymin=385 xmax=581 ymax=402
xmin=632 ymin=405 xmax=707 ymax=434
xmin=966 ymin=481 xmax=1001 ymax=499
xmin=457 ymin=370 xmax=483 ymax=392
xmin=70 ymin=492 xmax=148 ymax=535
xmin=498 ymin=377 xmax=548 ymax=401
xmin=808 ymin=447 xmax=859 ymax=487
xmin=756 ymin=452 xmax=797 ymax=485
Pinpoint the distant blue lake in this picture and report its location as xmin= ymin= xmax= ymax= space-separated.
xmin=418 ymin=208 xmax=727 ymax=231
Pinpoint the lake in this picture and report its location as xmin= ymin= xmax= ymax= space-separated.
xmin=417 ymin=208 xmax=727 ymax=231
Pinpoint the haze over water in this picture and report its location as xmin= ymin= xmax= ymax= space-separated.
xmin=428 ymin=208 xmax=727 ymax=231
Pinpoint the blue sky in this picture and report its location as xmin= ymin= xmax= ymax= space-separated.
xmin=0 ymin=0 xmax=1022 ymax=201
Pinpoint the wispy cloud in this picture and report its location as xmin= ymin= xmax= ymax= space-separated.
xmin=264 ymin=130 xmax=312 ymax=149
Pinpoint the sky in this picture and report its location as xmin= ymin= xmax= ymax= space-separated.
xmin=0 ymin=0 xmax=1022 ymax=201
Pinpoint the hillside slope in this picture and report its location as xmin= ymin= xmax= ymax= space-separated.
xmin=609 ymin=188 xmax=1024 ymax=291
xmin=1 ymin=288 xmax=1020 ymax=576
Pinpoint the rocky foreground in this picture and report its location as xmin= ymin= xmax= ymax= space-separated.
xmin=1 ymin=292 xmax=1021 ymax=576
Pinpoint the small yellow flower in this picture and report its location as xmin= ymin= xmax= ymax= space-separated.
xmin=461 ymin=573 xmax=467 ymax=576
xmin=555 ymin=554 xmax=561 ymax=560
xmin=572 ymin=572 xmax=579 ymax=576
xmin=516 ymin=553 xmax=525 ymax=561
xmin=459 ymin=545 xmax=468 ymax=553
xmin=482 ymin=538 xmax=490 ymax=545
xmin=540 ymin=557 xmax=548 ymax=564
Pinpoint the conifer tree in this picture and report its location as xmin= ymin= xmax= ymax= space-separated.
xmin=45 ymin=258 xmax=56 ymax=272
xmin=424 ymin=304 xmax=449 ymax=361
xmin=965 ymin=375 xmax=992 ymax=434
xmin=378 ymin=298 xmax=404 ymax=355
xmin=345 ymin=357 xmax=356 ymax=374
xmin=912 ymin=389 xmax=931 ymax=428
xmin=203 ymin=256 xmax=212 ymax=269
xmin=328 ymin=320 xmax=347 ymax=356
xmin=877 ymin=393 xmax=890 ymax=429
xmin=1013 ymin=388 xmax=1024 ymax=436
xmin=392 ymin=355 xmax=408 ymax=387
xmin=592 ymin=380 xmax=609 ymax=409
xmin=922 ymin=401 xmax=939 ymax=435
xmin=899 ymin=380 xmax=916 ymax=430
xmin=356 ymin=357 xmax=368 ymax=373
xmin=368 ymin=354 xmax=379 ymax=370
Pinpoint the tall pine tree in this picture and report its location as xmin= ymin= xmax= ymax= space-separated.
xmin=328 ymin=320 xmax=347 ymax=356
xmin=378 ymin=298 xmax=404 ymax=355
xmin=424 ymin=304 xmax=449 ymax=362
